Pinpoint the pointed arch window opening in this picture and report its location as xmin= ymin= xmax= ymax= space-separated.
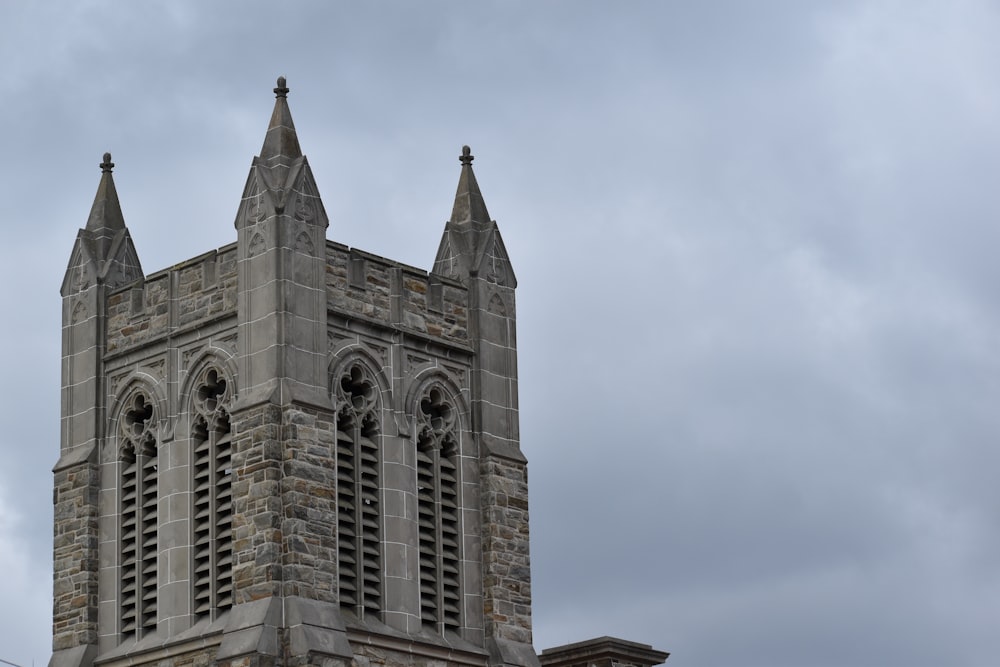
xmin=118 ymin=392 xmax=158 ymax=640
xmin=335 ymin=364 xmax=383 ymax=619
xmin=190 ymin=368 xmax=233 ymax=621
xmin=417 ymin=386 xmax=462 ymax=634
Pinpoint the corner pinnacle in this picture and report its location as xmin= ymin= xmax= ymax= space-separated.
xmin=259 ymin=75 xmax=301 ymax=160
xmin=449 ymin=144 xmax=490 ymax=226
xmin=274 ymin=76 xmax=289 ymax=99
xmin=85 ymin=149 xmax=127 ymax=244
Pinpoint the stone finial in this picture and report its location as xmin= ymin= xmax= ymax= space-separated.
xmin=460 ymin=145 xmax=474 ymax=166
xmin=100 ymin=152 xmax=114 ymax=173
xmin=274 ymin=76 xmax=289 ymax=98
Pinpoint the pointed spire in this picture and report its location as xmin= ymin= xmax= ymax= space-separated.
xmin=63 ymin=151 xmax=143 ymax=295
xmin=433 ymin=145 xmax=515 ymax=284
xmin=260 ymin=76 xmax=302 ymax=161
xmin=237 ymin=75 xmax=328 ymax=230
xmin=85 ymin=152 xmax=127 ymax=258
xmin=450 ymin=145 xmax=491 ymax=226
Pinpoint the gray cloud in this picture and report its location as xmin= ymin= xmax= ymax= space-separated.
xmin=2 ymin=2 xmax=999 ymax=666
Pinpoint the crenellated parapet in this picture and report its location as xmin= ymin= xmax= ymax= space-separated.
xmin=104 ymin=246 xmax=239 ymax=355
xmin=101 ymin=240 xmax=471 ymax=362
xmin=325 ymin=244 xmax=469 ymax=345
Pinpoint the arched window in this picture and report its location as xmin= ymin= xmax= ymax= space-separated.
xmin=190 ymin=367 xmax=233 ymax=620
xmin=416 ymin=386 xmax=462 ymax=633
xmin=334 ymin=363 xmax=382 ymax=618
xmin=119 ymin=391 xmax=157 ymax=639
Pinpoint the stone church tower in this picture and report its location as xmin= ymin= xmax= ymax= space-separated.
xmin=53 ymin=78 xmax=668 ymax=667
xmin=54 ymin=76 xmax=528 ymax=667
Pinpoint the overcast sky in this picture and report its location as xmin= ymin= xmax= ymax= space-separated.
xmin=2 ymin=2 xmax=1000 ymax=665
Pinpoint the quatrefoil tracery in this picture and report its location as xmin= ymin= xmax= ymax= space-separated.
xmin=337 ymin=364 xmax=378 ymax=419
xmin=119 ymin=391 xmax=156 ymax=461
xmin=194 ymin=368 xmax=229 ymax=417
xmin=123 ymin=393 xmax=153 ymax=438
xmin=418 ymin=387 xmax=457 ymax=450
xmin=420 ymin=387 xmax=454 ymax=432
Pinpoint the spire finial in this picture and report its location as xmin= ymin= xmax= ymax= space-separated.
xmin=100 ymin=152 xmax=114 ymax=173
xmin=274 ymin=76 xmax=289 ymax=99
xmin=460 ymin=145 xmax=473 ymax=166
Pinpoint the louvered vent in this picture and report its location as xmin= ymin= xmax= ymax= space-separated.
xmin=119 ymin=452 xmax=138 ymax=635
xmin=215 ymin=422 xmax=233 ymax=610
xmin=336 ymin=417 xmax=358 ymax=608
xmin=139 ymin=448 xmax=158 ymax=632
xmin=119 ymin=391 xmax=157 ymax=639
xmin=192 ymin=417 xmax=211 ymax=616
xmin=439 ymin=439 xmax=461 ymax=629
xmin=335 ymin=364 xmax=381 ymax=618
xmin=417 ymin=386 xmax=462 ymax=633
xmin=191 ymin=368 xmax=233 ymax=621
xmin=416 ymin=442 xmax=439 ymax=626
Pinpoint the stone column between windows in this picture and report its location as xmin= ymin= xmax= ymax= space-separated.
xmin=157 ymin=426 xmax=191 ymax=637
xmin=380 ymin=427 xmax=420 ymax=634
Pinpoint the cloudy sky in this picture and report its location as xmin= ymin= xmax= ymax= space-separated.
xmin=3 ymin=1 xmax=1000 ymax=665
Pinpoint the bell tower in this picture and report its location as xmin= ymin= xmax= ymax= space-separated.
xmin=52 ymin=79 xmax=539 ymax=667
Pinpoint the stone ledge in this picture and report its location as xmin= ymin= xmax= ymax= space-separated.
xmin=486 ymin=637 xmax=541 ymax=667
xmin=92 ymin=613 xmax=226 ymax=667
xmin=481 ymin=440 xmax=527 ymax=464
xmin=215 ymin=598 xmax=282 ymax=660
xmin=52 ymin=444 xmax=98 ymax=472
xmin=49 ymin=644 xmax=97 ymax=667
xmin=344 ymin=615 xmax=489 ymax=667
xmin=285 ymin=596 xmax=352 ymax=659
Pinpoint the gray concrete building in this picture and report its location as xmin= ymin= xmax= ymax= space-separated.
xmin=53 ymin=78 xmax=668 ymax=667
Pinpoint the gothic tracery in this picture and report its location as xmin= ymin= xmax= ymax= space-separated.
xmin=190 ymin=366 xmax=234 ymax=620
xmin=416 ymin=385 xmax=462 ymax=632
xmin=334 ymin=363 xmax=382 ymax=618
xmin=118 ymin=390 xmax=157 ymax=638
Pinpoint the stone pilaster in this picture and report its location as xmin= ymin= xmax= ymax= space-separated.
xmin=218 ymin=78 xmax=351 ymax=666
xmin=278 ymin=404 xmax=338 ymax=603
xmin=233 ymin=78 xmax=329 ymax=411
xmin=433 ymin=145 xmax=536 ymax=667
xmin=51 ymin=460 xmax=100 ymax=658
xmin=481 ymin=456 xmax=534 ymax=666
xmin=229 ymin=403 xmax=284 ymax=605
xmin=470 ymin=275 xmax=535 ymax=667
xmin=53 ymin=278 xmax=102 ymax=663
xmin=52 ymin=153 xmax=143 ymax=667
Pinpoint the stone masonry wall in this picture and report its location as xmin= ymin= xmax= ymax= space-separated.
xmin=106 ymin=245 xmax=239 ymax=355
xmin=228 ymin=401 xmax=342 ymax=605
xmin=279 ymin=404 xmax=339 ymax=602
xmin=480 ymin=457 xmax=532 ymax=645
xmin=230 ymin=402 xmax=285 ymax=602
xmin=104 ymin=241 xmax=468 ymax=359
xmin=325 ymin=244 xmax=468 ymax=345
xmin=52 ymin=461 xmax=100 ymax=651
